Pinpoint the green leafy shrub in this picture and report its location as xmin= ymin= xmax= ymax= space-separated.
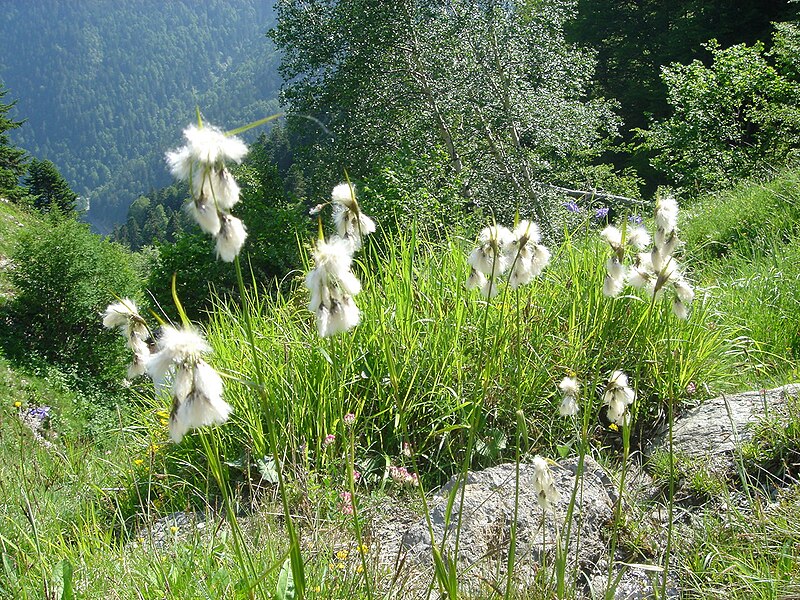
xmin=6 ymin=216 xmax=141 ymax=382
xmin=640 ymin=26 xmax=800 ymax=193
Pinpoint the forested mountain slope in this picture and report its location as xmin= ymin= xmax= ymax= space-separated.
xmin=0 ymin=1 xmax=280 ymax=231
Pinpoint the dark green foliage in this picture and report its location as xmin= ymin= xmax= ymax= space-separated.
xmin=272 ymin=0 xmax=622 ymax=232
xmin=0 ymin=83 xmax=28 ymax=202
xmin=640 ymin=29 xmax=800 ymax=192
xmin=0 ymin=1 xmax=281 ymax=230
xmin=23 ymin=158 xmax=78 ymax=214
xmin=570 ymin=0 xmax=798 ymax=134
xmin=5 ymin=217 xmax=141 ymax=382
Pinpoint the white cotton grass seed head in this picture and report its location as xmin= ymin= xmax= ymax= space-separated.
xmin=193 ymin=167 xmax=241 ymax=212
xmin=182 ymin=124 xmax=248 ymax=167
xmin=470 ymin=225 xmax=514 ymax=276
xmin=559 ymin=395 xmax=579 ymax=417
xmin=603 ymin=273 xmax=625 ymax=298
xmin=331 ymin=182 xmax=357 ymax=209
xmin=600 ymin=225 xmax=622 ymax=249
xmin=215 ymin=214 xmax=248 ymax=262
xmin=603 ymin=370 xmax=635 ymax=426
xmin=655 ymin=195 xmax=679 ymax=233
xmin=146 ymin=326 xmax=212 ymax=393
xmin=513 ymin=220 xmax=541 ymax=245
xmin=466 ymin=268 xmax=487 ymax=292
xmin=480 ymin=276 xmax=500 ymax=298
xmin=558 ymin=376 xmax=580 ymax=397
xmin=169 ymin=360 xmax=232 ymax=443
xmin=305 ymin=236 xmax=362 ymax=337
xmin=605 ymin=257 xmax=625 ymax=282
xmin=330 ymin=182 xmax=376 ymax=250
xmin=531 ymin=455 xmax=560 ymax=510
xmin=186 ymin=193 xmax=221 ymax=235
xmin=626 ymin=227 xmax=651 ymax=250
xmin=558 ymin=376 xmax=580 ymax=417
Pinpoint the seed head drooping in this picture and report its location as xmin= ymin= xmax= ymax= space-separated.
xmin=507 ymin=220 xmax=551 ymax=289
xmin=102 ymin=298 xmax=151 ymax=378
xmin=467 ymin=224 xmax=514 ymax=297
xmin=558 ymin=375 xmax=580 ymax=417
xmin=532 ymin=455 xmax=560 ymax=510
xmin=145 ymin=325 xmax=232 ymax=443
xmin=331 ymin=182 xmax=376 ymax=251
xmin=166 ymin=123 xmax=249 ymax=261
xmin=305 ymin=236 xmax=362 ymax=337
xmin=603 ymin=370 xmax=635 ymax=426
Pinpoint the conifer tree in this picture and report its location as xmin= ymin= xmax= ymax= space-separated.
xmin=24 ymin=158 xmax=78 ymax=214
xmin=0 ymin=83 xmax=28 ymax=202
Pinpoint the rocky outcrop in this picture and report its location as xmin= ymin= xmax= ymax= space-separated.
xmin=650 ymin=384 xmax=799 ymax=478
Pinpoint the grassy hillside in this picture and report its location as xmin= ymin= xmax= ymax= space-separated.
xmin=1 ymin=171 xmax=799 ymax=598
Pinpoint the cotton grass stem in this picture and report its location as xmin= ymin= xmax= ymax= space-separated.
xmin=232 ymin=254 xmax=306 ymax=598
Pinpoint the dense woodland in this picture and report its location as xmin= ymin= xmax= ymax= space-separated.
xmin=0 ymin=0 xmax=281 ymax=230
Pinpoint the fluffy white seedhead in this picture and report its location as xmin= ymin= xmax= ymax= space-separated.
xmin=329 ymin=183 xmax=376 ymax=250
xmin=603 ymin=370 xmax=635 ymax=426
xmin=674 ymin=279 xmax=695 ymax=304
xmin=470 ymin=225 xmax=514 ymax=276
xmin=182 ymin=124 xmax=248 ymax=166
xmin=655 ymin=195 xmax=679 ymax=233
xmin=169 ymin=360 xmax=232 ymax=443
xmin=672 ymin=299 xmax=689 ymax=320
xmin=103 ymin=299 xmax=148 ymax=338
xmin=305 ymin=237 xmax=363 ymax=337
xmin=186 ymin=193 xmax=222 ymax=235
xmin=466 ymin=268 xmax=487 ymax=292
xmin=146 ymin=326 xmax=211 ymax=392
xmin=627 ymin=227 xmax=651 ymax=251
xmin=480 ymin=276 xmax=500 ymax=298
xmin=605 ymin=257 xmax=625 ymax=282
xmin=194 ymin=167 xmax=241 ymax=211
xmin=166 ymin=125 xmax=247 ymax=186
xmin=559 ymin=395 xmax=579 ymax=417
xmin=600 ymin=225 xmax=622 ymax=249
xmin=331 ymin=182 xmax=357 ymax=209
xmin=513 ymin=220 xmax=541 ymax=245
xmin=318 ymin=295 xmax=361 ymax=337
xmin=558 ymin=376 xmax=580 ymax=417
xmin=558 ymin=376 xmax=580 ymax=397
xmin=603 ymin=274 xmax=625 ymax=298
xmin=531 ymin=455 xmax=560 ymax=510
xmin=127 ymin=336 xmax=151 ymax=378
xmin=215 ymin=214 xmax=248 ymax=262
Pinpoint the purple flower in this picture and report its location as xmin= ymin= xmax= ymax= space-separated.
xmin=563 ymin=200 xmax=581 ymax=214
xmin=594 ymin=207 xmax=610 ymax=220
xmin=324 ymin=433 xmax=336 ymax=446
xmin=628 ymin=214 xmax=643 ymax=225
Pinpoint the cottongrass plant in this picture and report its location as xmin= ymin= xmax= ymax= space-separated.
xmin=166 ymin=122 xmax=249 ymax=261
xmin=102 ymin=298 xmax=150 ymax=378
xmin=145 ymin=325 xmax=232 ymax=443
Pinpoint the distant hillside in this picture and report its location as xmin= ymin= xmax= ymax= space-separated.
xmin=0 ymin=0 xmax=281 ymax=232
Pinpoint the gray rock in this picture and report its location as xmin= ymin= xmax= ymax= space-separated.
xmin=394 ymin=456 xmax=667 ymax=597
xmin=651 ymin=384 xmax=799 ymax=477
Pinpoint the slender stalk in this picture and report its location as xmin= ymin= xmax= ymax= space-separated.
xmin=605 ymin=419 xmax=631 ymax=600
xmin=346 ymin=423 xmax=373 ymax=600
xmin=233 ymin=255 xmax=306 ymax=598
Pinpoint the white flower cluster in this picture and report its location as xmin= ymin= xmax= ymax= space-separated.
xmin=603 ymin=370 xmax=636 ymax=426
xmin=600 ymin=197 xmax=694 ymax=319
xmin=331 ymin=182 xmax=376 ymax=251
xmin=103 ymin=300 xmax=231 ymax=443
xmin=304 ymin=183 xmax=375 ymax=337
xmin=166 ymin=124 xmax=249 ymax=262
xmin=102 ymin=299 xmax=150 ymax=378
xmin=147 ymin=325 xmax=232 ymax=443
xmin=532 ymin=455 xmax=560 ymax=510
xmin=467 ymin=220 xmax=550 ymax=297
xmin=558 ymin=375 xmax=580 ymax=417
